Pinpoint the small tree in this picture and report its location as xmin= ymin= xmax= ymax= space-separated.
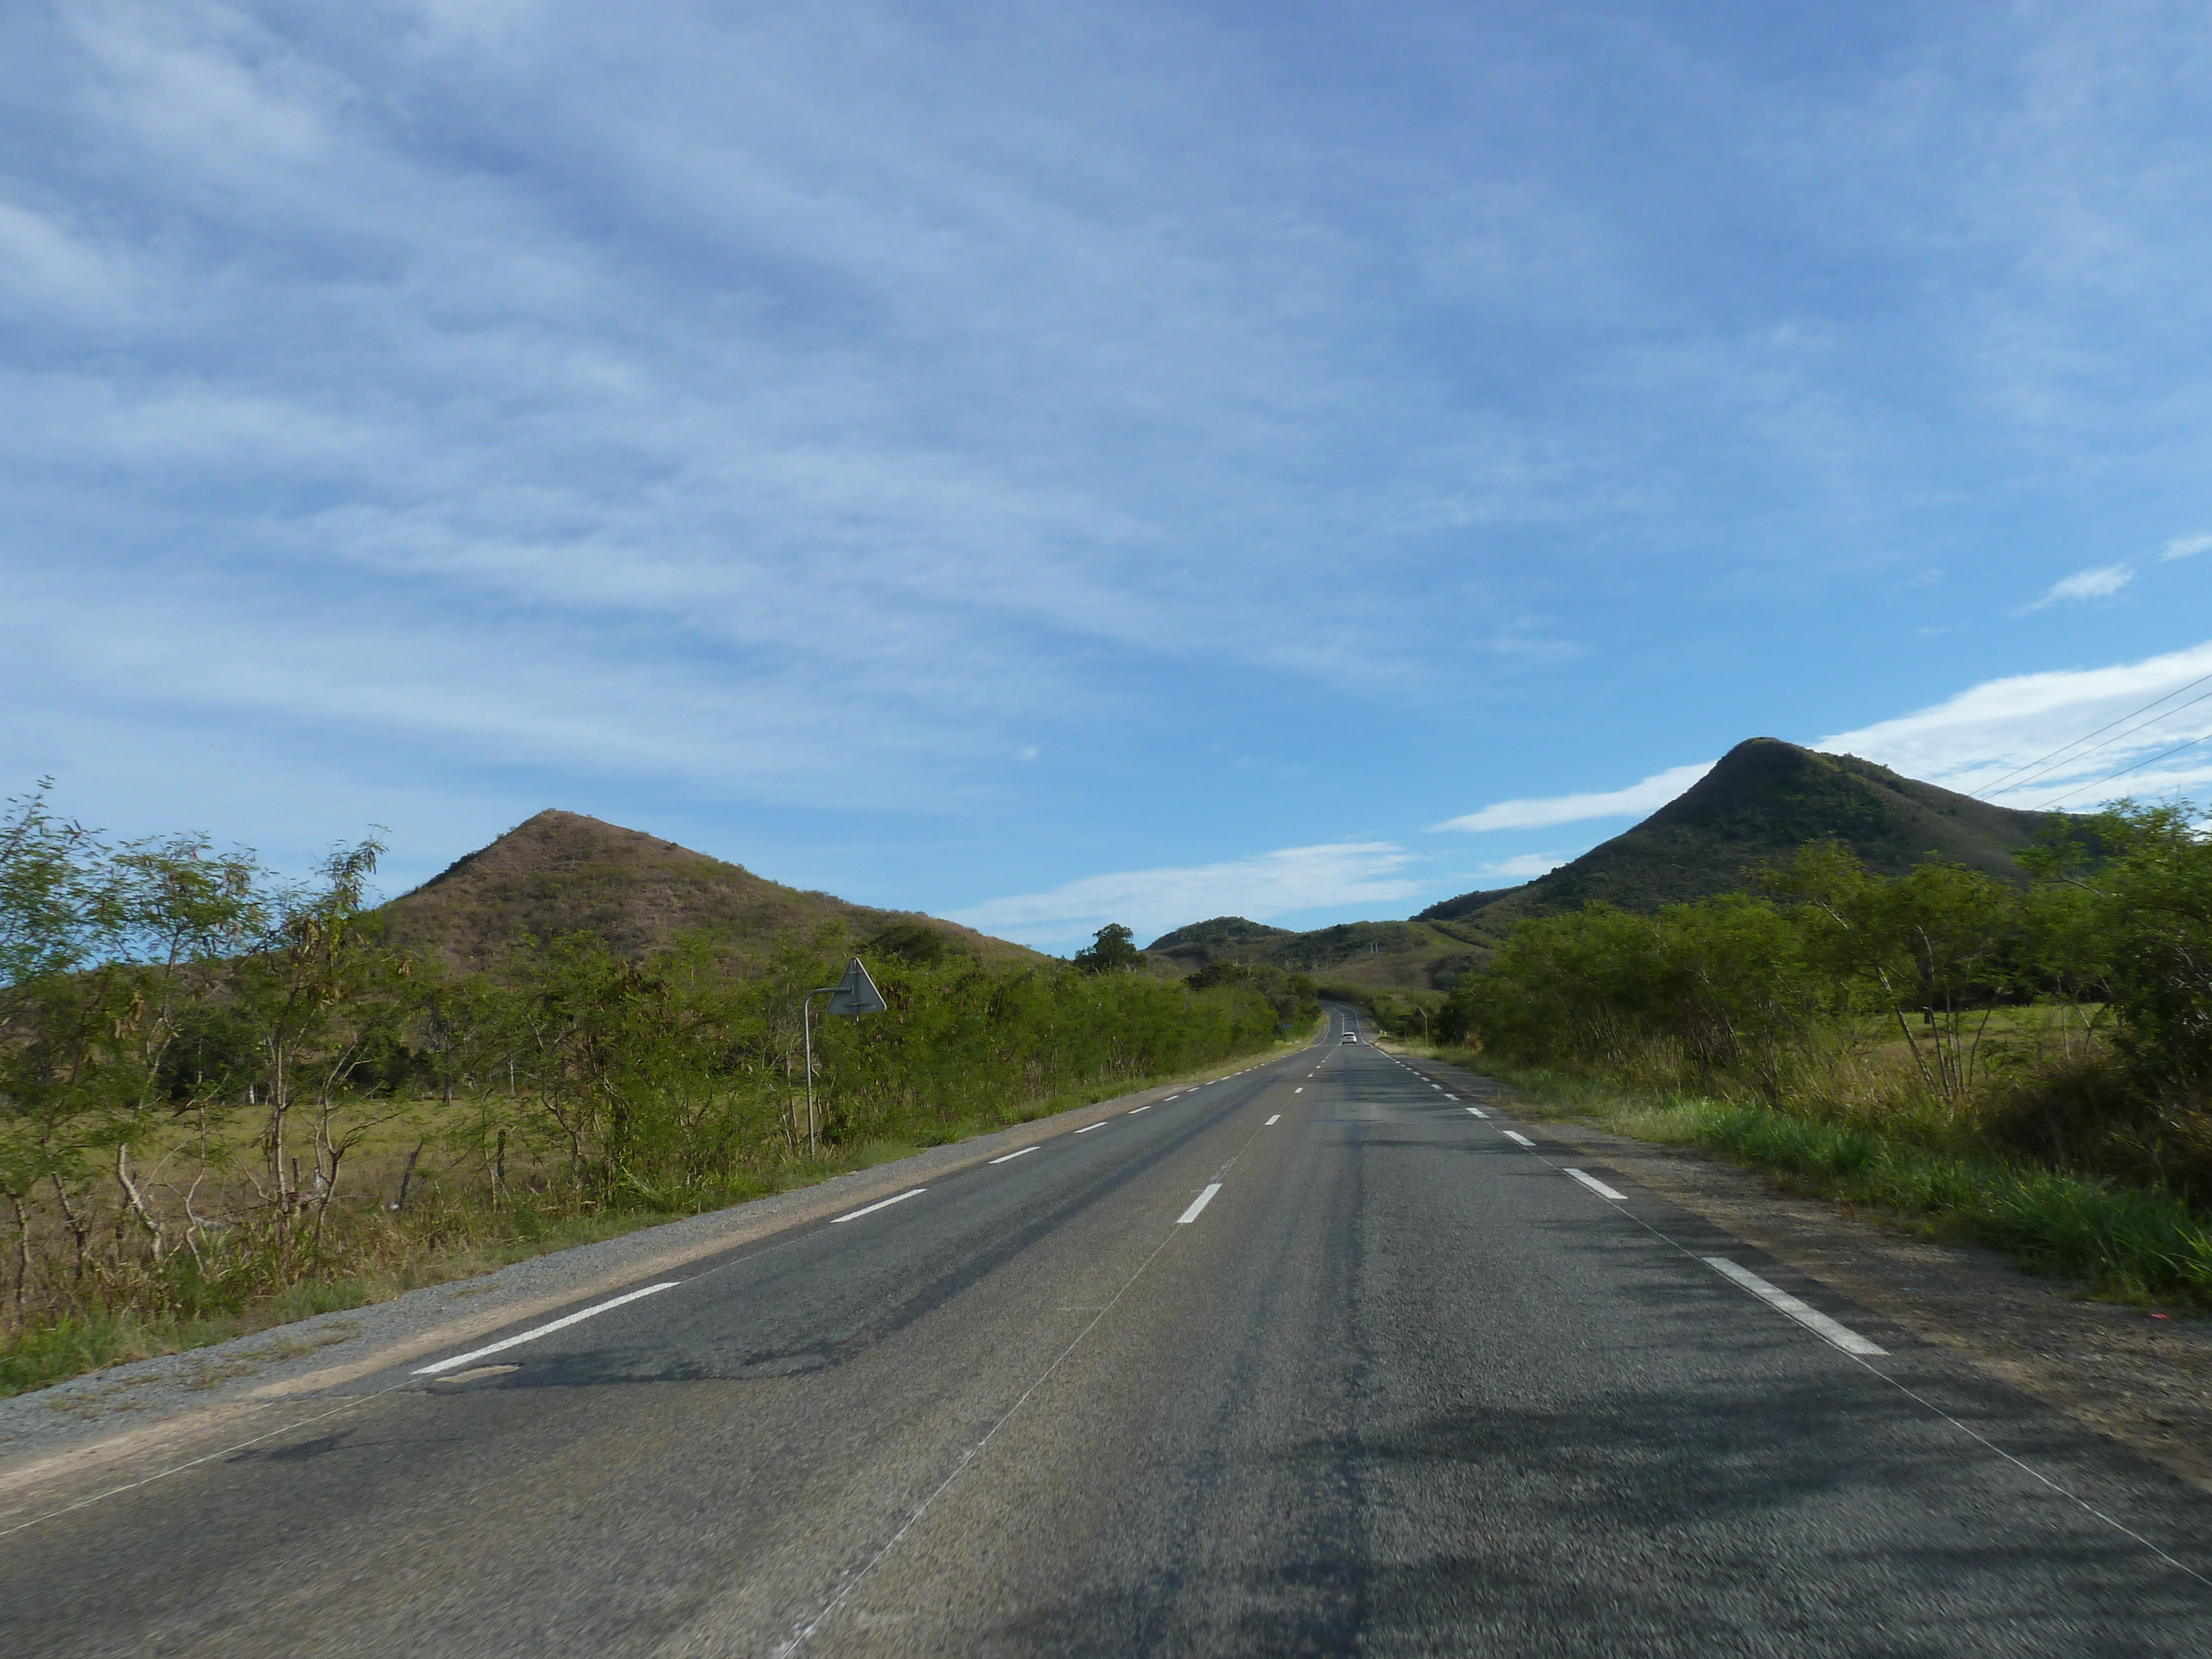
xmin=1073 ymin=923 xmax=1143 ymax=975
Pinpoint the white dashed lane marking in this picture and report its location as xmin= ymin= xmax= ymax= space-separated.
xmin=415 ymin=1282 xmax=681 ymax=1376
xmin=1564 ymin=1167 xmax=1627 ymax=1201
xmin=831 ymin=1188 xmax=929 ymax=1224
xmin=1177 ymin=1184 xmax=1223 ymax=1224
xmin=1705 ymin=1257 xmax=1887 ymax=1356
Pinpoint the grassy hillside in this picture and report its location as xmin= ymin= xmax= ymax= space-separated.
xmin=1439 ymin=738 xmax=2062 ymax=931
xmin=1412 ymin=887 xmax=1523 ymax=923
xmin=379 ymin=810 xmax=1040 ymax=971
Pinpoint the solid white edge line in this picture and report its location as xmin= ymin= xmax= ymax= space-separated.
xmin=1705 ymin=1256 xmax=1887 ymax=1355
xmin=1465 ymin=1106 xmax=1488 ymax=1118
xmin=1265 ymin=1113 xmax=1281 ymax=1125
xmin=1501 ymin=1130 xmax=1535 ymax=1147
xmin=831 ymin=1187 xmax=929 ymax=1224
xmin=1177 ymin=1183 xmax=1223 ymax=1224
xmin=1564 ymin=1167 xmax=1628 ymax=1202
xmin=989 ymin=1146 xmax=1040 ymax=1165
xmin=1075 ymin=1122 xmax=1106 ymax=1134
xmin=415 ymin=1281 xmax=681 ymax=1375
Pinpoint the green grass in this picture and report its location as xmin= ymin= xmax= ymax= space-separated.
xmin=1453 ymin=1056 xmax=2212 ymax=1307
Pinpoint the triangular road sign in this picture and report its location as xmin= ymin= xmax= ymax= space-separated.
xmin=824 ymin=956 xmax=888 ymax=1016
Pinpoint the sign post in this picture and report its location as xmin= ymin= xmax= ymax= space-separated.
xmin=802 ymin=957 xmax=887 ymax=1156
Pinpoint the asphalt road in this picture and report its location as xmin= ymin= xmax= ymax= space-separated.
xmin=7 ymin=1010 xmax=2211 ymax=1656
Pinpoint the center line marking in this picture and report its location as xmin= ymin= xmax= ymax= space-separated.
xmin=1705 ymin=1257 xmax=1887 ymax=1355
xmin=1293 ymin=1087 xmax=1303 ymax=1093
xmin=989 ymin=1146 xmax=1040 ymax=1165
xmin=1465 ymin=1105 xmax=1488 ymax=1118
xmin=1265 ymin=1113 xmax=1281 ymax=1125
xmin=1129 ymin=1104 xmax=1152 ymax=1114
xmin=832 ymin=1187 xmax=929 ymax=1223
xmin=1177 ymin=1183 xmax=1222 ymax=1224
xmin=1564 ymin=1168 xmax=1627 ymax=1201
xmin=1501 ymin=1130 xmax=1535 ymax=1147
xmin=1075 ymin=1123 xmax=1106 ymax=1134
xmin=415 ymin=1281 xmax=680 ymax=1375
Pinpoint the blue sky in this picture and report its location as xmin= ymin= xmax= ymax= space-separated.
xmin=6 ymin=2 xmax=2212 ymax=951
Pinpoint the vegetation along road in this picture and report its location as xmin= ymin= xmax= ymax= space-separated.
xmin=6 ymin=1009 xmax=2210 ymax=1656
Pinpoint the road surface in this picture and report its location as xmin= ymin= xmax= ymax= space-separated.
xmin=7 ymin=1010 xmax=2210 ymax=1655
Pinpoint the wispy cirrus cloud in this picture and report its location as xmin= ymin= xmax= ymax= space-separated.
xmin=950 ymin=843 xmax=1420 ymax=951
xmin=1474 ymin=852 xmax=1578 ymax=881
xmin=1431 ymin=763 xmax=1713 ymax=833
xmin=2162 ymin=533 xmax=2212 ymax=561
xmin=2023 ymin=564 xmax=2135 ymax=611
xmin=10 ymin=1 xmax=2212 ymax=924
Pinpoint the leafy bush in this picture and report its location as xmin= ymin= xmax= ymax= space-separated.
xmin=1 ymin=789 xmax=1283 ymax=1355
xmin=1442 ymin=811 xmax=2212 ymax=1211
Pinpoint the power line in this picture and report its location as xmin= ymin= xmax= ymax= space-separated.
xmin=1975 ymin=668 xmax=2212 ymax=799
xmin=2040 ymin=731 xmax=2212 ymax=810
xmin=1993 ymin=684 xmax=2212 ymax=800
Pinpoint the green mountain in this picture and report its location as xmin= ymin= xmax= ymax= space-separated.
xmin=1433 ymin=737 xmax=2062 ymax=930
xmin=379 ymin=810 xmax=1040 ymax=973
xmin=1147 ymin=916 xmax=1296 ymax=953
xmin=1145 ymin=737 xmax=2070 ymax=994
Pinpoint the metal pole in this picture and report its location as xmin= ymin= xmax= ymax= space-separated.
xmin=803 ymin=989 xmax=821 ymax=1158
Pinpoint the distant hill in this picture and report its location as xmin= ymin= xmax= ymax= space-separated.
xmin=1144 ymin=914 xmax=1483 ymax=993
xmin=1147 ymin=916 xmax=1296 ymax=952
xmin=1145 ymin=737 xmax=2074 ymax=995
xmin=1431 ymin=737 xmax=2063 ymax=930
xmin=378 ymin=810 xmax=1040 ymax=973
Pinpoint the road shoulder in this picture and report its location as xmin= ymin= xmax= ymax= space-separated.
xmin=0 ymin=1044 xmax=1312 ymax=1523
xmin=1386 ymin=1044 xmax=2212 ymax=1496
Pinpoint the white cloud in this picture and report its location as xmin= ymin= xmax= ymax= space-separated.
xmin=2162 ymin=533 xmax=2212 ymax=561
xmin=0 ymin=199 xmax=137 ymax=319
xmin=1475 ymin=852 xmax=1574 ymax=881
xmin=1818 ymin=638 xmax=2212 ymax=808
xmin=2026 ymin=564 xmax=2135 ymax=609
xmin=949 ymin=843 xmax=1420 ymax=948
xmin=1431 ymin=763 xmax=1714 ymax=833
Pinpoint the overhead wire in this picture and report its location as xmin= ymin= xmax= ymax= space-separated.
xmin=1973 ymin=667 xmax=2212 ymax=799
xmin=1991 ymin=684 xmax=2212 ymax=801
xmin=2041 ymin=730 xmax=2212 ymax=810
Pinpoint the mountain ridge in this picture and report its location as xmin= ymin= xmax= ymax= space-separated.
xmin=1441 ymin=737 xmax=2059 ymax=928
xmin=1144 ymin=737 xmax=2074 ymax=996
xmin=378 ymin=809 xmax=1040 ymax=972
